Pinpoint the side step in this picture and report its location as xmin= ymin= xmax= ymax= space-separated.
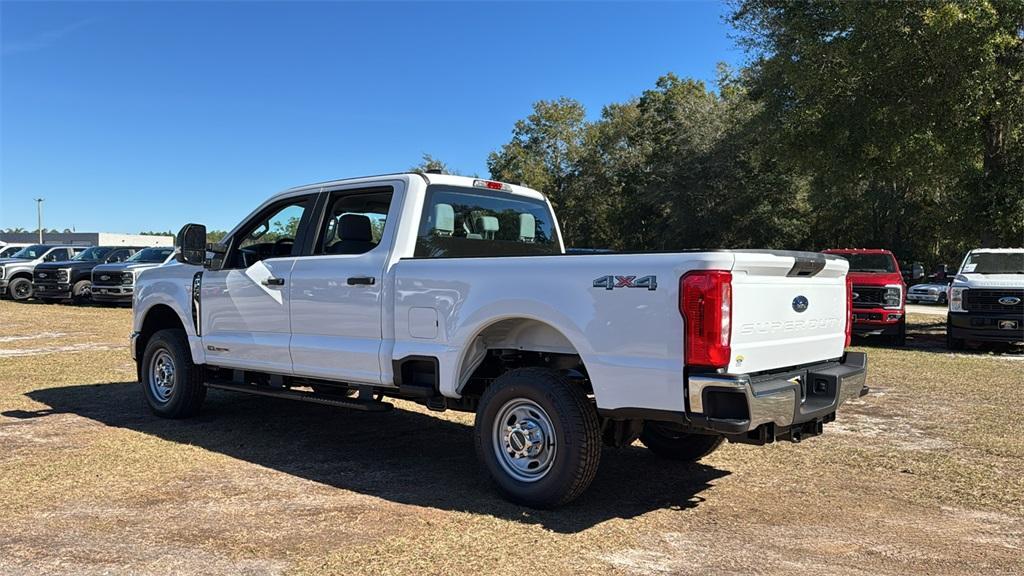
xmin=205 ymin=382 xmax=393 ymax=412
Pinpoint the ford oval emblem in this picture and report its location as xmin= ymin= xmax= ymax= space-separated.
xmin=792 ymin=295 xmax=809 ymax=313
xmin=999 ymin=296 xmax=1021 ymax=306
xmin=100 ymin=275 xmax=110 ymax=281
xmin=39 ymin=272 xmax=47 ymax=278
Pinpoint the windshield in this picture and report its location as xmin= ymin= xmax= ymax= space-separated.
xmin=9 ymin=244 xmax=49 ymax=259
xmin=961 ymin=252 xmax=1024 ymax=275
xmin=72 ymin=247 xmax=114 ymax=262
xmin=128 ymin=247 xmax=174 ymax=263
xmin=0 ymin=246 xmax=24 ymax=258
xmin=844 ymin=253 xmax=896 ymax=273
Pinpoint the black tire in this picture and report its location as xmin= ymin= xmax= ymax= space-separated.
xmin=71 ymin=280 xmax=92 ymax=304
xmin=946 ymin=318 xmax=965 ymax=350
xmin=640 ymin=422 xmax=724 ymax=461
xmin=938 ymin=293 xmax=948 ymax=306
xmin=474 ymin=367 xmax=601 ymax=508
xmin=140 ymin=328 xmax=206 ymax=418
xmin=892 ymin=318 xmax=907 ymax=347
xmin=8 ymin=277 xmax=33 ymax=301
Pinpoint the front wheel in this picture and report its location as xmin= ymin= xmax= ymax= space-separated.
xmin=639 ymin=422 xmax=723 ymax=461
xmin=140 ymin=328 xmax=206 ymax=418
xmin=892 ymin=318 xmax=907 ymax=347
xmin=474 ymin=367 xmax=601 ymax=508
xmin=71 ymin=280 xmax=92 ymax=304
xmin=946 ymin=319 xmax=965 ymax=350
xmin=8 ymin=277 xmax=33 ymax=301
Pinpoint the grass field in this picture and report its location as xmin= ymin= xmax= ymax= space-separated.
xmin=1 ymin=300 xmax=1022 ymax=575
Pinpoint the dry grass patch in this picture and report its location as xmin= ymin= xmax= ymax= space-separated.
xmin=1 ymin=300 xmax=1022 ymax=575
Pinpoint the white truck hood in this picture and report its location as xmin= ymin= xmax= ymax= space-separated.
xmin=953 ymin=273 xmax=1024 ymax=289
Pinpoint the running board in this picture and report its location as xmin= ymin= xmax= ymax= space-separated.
xmin=205 ymin=382 xmax=393 ymax=412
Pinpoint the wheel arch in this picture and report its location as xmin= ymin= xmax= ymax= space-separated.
xmin=136 ymin=304 xmax=187 ymax=364
xmin=454 ymin=316 xmax=591 ymax=399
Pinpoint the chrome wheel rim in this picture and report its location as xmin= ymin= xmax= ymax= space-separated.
xmin=149 ymin=349 xmax=176 ymax=403
xmin=492 ymin=398 xmax=556 ymax=482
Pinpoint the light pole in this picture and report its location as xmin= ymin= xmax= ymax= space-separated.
xmin=34 ymin=198 xmax=44 ymax=243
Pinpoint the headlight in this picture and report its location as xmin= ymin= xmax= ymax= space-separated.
xmin=927 ymin=287 xmax=939 ymax=294
xmin=949 ymin=287 xmax=966 ymax=312
xmin=122 ymin=272 xmax=135 ymax=286
xmin=883 ymin=285 xmax=902 ymax=308
xmin=57 ymin=268 xmax=71 ymax=282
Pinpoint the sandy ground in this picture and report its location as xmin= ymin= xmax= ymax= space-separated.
xmin=1 ymin=300 xmax=1022 ymax=575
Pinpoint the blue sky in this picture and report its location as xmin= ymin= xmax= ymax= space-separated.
xmin=1 ymin=1 xmax=741 ymax=233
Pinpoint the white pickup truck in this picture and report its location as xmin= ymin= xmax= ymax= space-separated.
xmin=946 ymin=248 xmax=1024 ymax=348
xmin=132 ymin=173 xmax=868 ymax=507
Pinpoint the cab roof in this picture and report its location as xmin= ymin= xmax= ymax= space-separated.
xmin=822 ymin=248 xmax=895 ymax=255
xmin=967 ymin=248 xmax=1024 ymax=253
xmin=280 ymin=173 xmax=547 ymax=202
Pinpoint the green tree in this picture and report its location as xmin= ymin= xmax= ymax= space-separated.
xmin=487 ymin=98 xmax=590 ymax=244
xmin=730 ymin=0 xmax=1024 ymax=264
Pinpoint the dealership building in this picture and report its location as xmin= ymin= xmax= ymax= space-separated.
xmin=0 ymin=232 xmax=173 ymax=247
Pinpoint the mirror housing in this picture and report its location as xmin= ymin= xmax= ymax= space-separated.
xmin=176 ymin=224 xmax=207 ymax=266
xmin=912 ymin=262 xmax=925 ymax=281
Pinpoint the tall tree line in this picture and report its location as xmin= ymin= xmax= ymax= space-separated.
xmin=483 ymin=0 xmax=1022 ymax=268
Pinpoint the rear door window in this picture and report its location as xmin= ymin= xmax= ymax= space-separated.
xmin=415 ymin=185 xmax=559 ymax=258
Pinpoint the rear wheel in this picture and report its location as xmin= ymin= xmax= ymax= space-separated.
xmin=8 ymin=277 xmax=33 ymax=301
xmin=141 ymin=328 xmax=206 ymax=418
xmin=474 ymin=367 xmax=601 ymax=508
xmin=639 ymin=422 xmax=723 ymax=461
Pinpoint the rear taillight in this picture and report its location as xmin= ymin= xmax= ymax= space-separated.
xmin=680 ymin=270 xmax=732 ymax=369
xmin=845 ymin=278 xmax=853 ymax=347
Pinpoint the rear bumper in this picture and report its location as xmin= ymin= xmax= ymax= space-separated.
xmin=949 ymin=312 xmax=1024 ymax=343
xmin=686 ymin=352 xmax=868 ymax=441
xmin=599 ymin=353 xmax=870 ymax=443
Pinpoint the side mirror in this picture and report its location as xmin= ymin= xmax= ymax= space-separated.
xmin=912 ymin=263 xmax=925 ymax=281
xmin=176 ymin=224 xmax=207 ymax=265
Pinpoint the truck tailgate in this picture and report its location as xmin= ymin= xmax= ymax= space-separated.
xmin=729 ymin=252 xmax=848 ymax=374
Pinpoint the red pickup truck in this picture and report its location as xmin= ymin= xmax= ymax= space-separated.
xmin=823 ymin=249 xmax=906 ymax=346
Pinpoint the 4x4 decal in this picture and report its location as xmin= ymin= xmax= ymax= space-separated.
xmin=593 ymin=275 xmax=657 ymax=291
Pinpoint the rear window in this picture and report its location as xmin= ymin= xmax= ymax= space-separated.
xmin=414 ymin=185 xmax=560 ymax=258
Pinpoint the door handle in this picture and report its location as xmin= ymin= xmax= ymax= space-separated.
xmin=262 ymin=277 xmax=285 ymax=286
xmin=347 ymin=276 xmax=375 ymax=286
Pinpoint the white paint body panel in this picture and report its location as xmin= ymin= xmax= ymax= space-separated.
xmin=133 ymin=173 xmax=851 ymax=414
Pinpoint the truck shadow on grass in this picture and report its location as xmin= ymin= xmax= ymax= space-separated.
xmin=13 ymin=381 xmax=729 ymax=534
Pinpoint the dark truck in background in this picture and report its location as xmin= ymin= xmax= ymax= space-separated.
xmin=91 ymin=246 xmax=176 ymax=304
xmin=33 ymin=246 xmax=145 ymax=303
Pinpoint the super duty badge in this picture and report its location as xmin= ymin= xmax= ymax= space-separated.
xmin=593 ymin=275 xmax=657 ymax=291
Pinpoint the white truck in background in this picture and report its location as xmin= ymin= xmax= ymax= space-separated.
xmin=131 ymin=172 xmax=868 ymax=507
xmin=947 ymin=248 xmax=1024 ymax=348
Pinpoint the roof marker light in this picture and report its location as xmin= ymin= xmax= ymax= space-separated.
xmin=473 ymin=179 xmax=512 ymax=192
